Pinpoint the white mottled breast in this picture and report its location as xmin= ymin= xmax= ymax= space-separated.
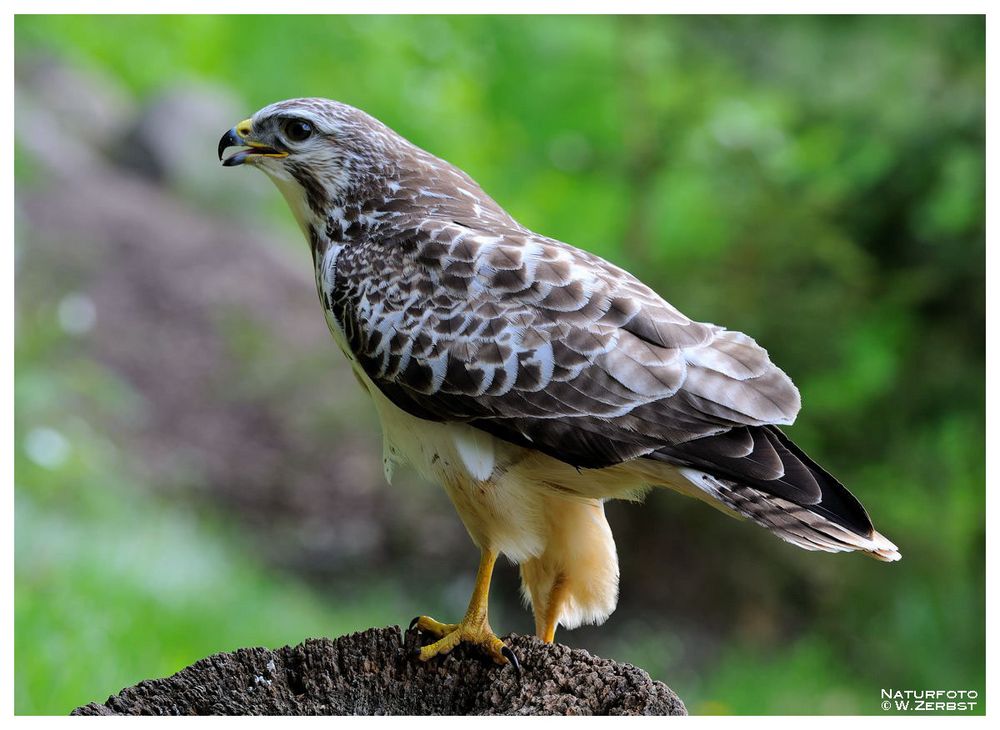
xmin=316 ymin=244 xmax=492 ymax=481
xmin=315 ymin=243 xmax=548 ymax=558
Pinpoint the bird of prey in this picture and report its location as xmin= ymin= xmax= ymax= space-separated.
xmin=219 ymin=98 xmax=900 ymax=671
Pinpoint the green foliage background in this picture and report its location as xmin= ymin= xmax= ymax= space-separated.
xmin=15 ymin=15 xmax=984 ymax=715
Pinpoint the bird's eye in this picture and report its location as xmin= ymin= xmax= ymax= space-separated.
xmin=283 ymin=119 xmax=313 ymax=143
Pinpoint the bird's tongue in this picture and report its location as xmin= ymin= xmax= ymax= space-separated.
xmin=221 ymin=146 xmax=282 ymax=167
xmin=221 ymin=148 xmax=254 ymax=167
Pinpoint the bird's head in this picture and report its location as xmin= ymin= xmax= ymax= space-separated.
xmin=218 ymin=98 xmax=404 ymax=233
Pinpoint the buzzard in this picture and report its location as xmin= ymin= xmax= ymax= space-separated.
xmin=219 ymin=98 xmax=899 ymax=671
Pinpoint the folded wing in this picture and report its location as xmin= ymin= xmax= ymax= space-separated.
xmin=329 ymin=220 xmax=800 ymax=469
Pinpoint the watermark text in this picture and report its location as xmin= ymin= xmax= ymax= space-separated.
xmin=880 ymin=689 xmax=979 ymax=712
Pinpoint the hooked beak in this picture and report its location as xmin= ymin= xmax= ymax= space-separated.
xmin=218 ymin=119 xmax=289 ymax=167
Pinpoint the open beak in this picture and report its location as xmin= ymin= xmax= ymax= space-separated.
xmin=218 ymin=119 xmax=288 ymax=167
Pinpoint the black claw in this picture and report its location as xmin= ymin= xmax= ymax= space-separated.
xmin=409 ymin=616 xmax=420 ymax=631
xmin=501 ymin=645 xmax=521 ymax=678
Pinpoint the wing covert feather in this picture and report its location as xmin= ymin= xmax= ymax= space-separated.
xmin=326 ymin=221 xmax=800 ymax=469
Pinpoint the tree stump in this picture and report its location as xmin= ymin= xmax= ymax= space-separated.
xmin=72 ymin=626 xmax=686 ymax=715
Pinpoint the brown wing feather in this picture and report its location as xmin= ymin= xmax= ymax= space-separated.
xmin=326 ymin=221 xmax=800 ymax=469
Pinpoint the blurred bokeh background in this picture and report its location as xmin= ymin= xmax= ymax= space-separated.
xmin=14 ymin=14 xmax=984 ymax=715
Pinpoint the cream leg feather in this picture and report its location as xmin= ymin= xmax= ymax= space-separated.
xmin=519 ymin=495 xmax=619 ymax=642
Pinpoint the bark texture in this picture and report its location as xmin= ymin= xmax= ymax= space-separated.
xmin=73 ymin=626 xmax=686 ymax=716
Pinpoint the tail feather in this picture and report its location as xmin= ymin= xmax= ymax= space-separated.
xmin=654 ymin=425 xmax=876 ymax=537
xmin=647 ymin=424 xmax=900 ymax=561
xmin=680 ymin=467 xmax=901 ymax=561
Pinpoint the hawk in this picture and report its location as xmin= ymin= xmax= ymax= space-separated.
xmin=219 ymin=98 xmax=900 ymax=672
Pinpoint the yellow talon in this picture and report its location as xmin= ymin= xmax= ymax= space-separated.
xmin=409 ymin=615 xmax=459 ymax=639
xmin=414 ymin=616 xmax=507 ymax=664
xmin=409 ymin=549 xmax=520 ymax=674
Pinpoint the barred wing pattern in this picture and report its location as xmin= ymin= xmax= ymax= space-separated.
xmin=327 ymin=219 xmax=794 ymax=457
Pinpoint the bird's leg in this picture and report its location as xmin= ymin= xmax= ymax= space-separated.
xmin=410 ymin=548 xmax=519 ymax=672
xmin=538 ymin=573 xmax=568 ymax=644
